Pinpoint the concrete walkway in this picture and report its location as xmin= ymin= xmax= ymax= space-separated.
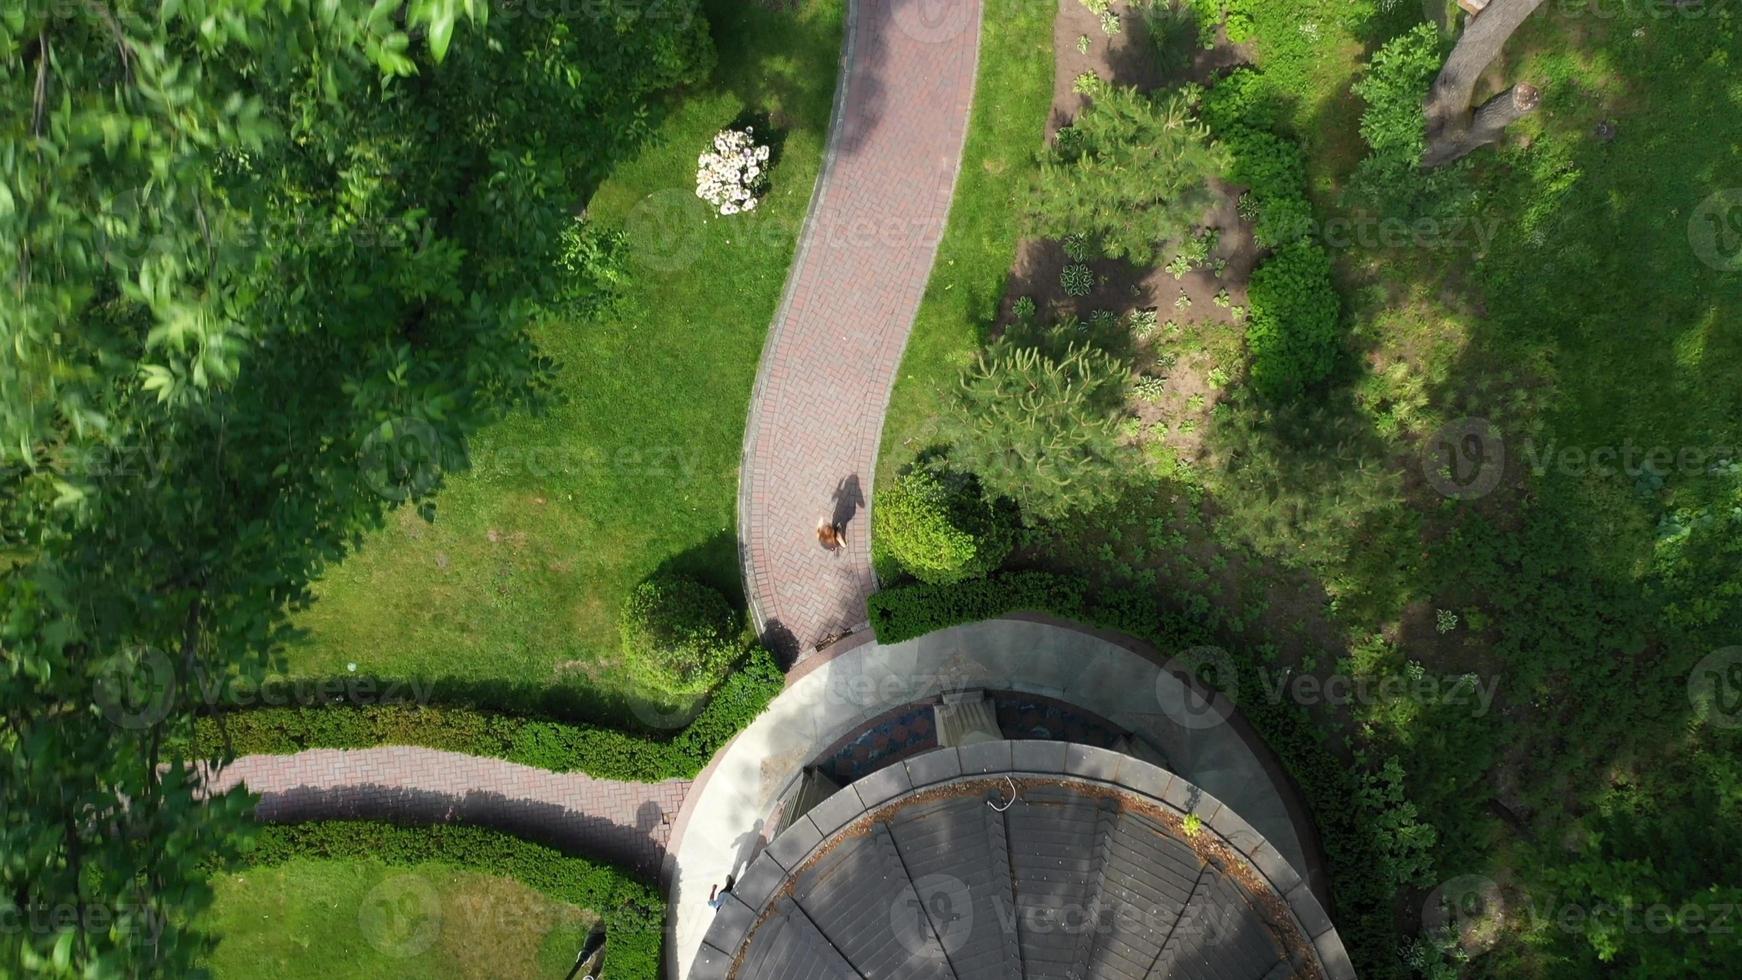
xmin=665 ymin=617 xmax=1319 ymax=977
xmin=206 ymin=748 xmax=688 ymax=878
xmin=738 ymin=0 xmax=984 ymax=658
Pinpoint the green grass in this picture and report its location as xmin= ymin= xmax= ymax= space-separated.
xmin=876 ymin=0 xmax=1055 ymax=486
xmin=204 ymin=858 xmax=592 ymax=979
xmin=282 ymin=0 xmax=843 ymax=712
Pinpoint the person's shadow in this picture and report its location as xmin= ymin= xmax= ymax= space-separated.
xmin=830 ymin=475 xmax=864 ymax=544
xmin=729 ymin=818 xmax=767 ymax=880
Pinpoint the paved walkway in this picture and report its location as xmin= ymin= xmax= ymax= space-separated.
xmin=206 ymin=748 xmax=688 ymax=878
xmin=665 ymin=617 xmax=1323 ymax=977
xmin=738 ymin=0 xmax=984 ymax=658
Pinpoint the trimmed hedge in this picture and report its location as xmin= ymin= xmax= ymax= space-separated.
xmin=190 ymin=647 xmax=785 ymax=782
xmin=872 ymin=466 xmax=1014 ymax=584
xmin=867 ymin=571 xmax=1398 ymax=977
xmin=619 ymin=574 xmax=740 ymax=698
xmin=220 ymin=821 xmax=662 ymax=979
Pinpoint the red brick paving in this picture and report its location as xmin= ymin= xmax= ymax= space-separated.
xmin=738 ymin=0 xmax=984 ymax=657
xmin=205 ymin=748 xmax=688 ymax=878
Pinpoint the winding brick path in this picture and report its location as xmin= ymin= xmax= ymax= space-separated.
xmin=738 ymin=0 xmax=984 ymax=657
xmin=206 ymin=749 xmax=688 ymax=878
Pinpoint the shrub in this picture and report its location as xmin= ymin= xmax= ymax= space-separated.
xmin=1198 ymin=67 xmax=1284 ymax=135
xmin=1028 ymin=82 xmax=1228 ymax=263
xmin=220 ymin=822 xmax=663 ymax=979
xmin=873 ymin=466 xmax=1014 ymax=584
xmin=1351 ymin=24 xmax=1476 ymax=220
xmin=187 ymin=647 xmax=786 ymax=782
xmin=1223 ymin=129 xmax=1314 ymax=247
xmin=946 ymin=340 xmax=1128 ymax=523
xmin=1245 ymin=241 xmax=1340 ymax=400
xmin=619 ymin=574 xmax=739 ymax=697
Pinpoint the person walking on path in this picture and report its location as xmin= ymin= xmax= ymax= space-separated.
xmin=817 ymin=517 xmax=843 ymax=552
xmin=708 ymin=876 xmax=736 ymax=911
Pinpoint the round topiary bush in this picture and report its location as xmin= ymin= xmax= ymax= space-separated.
xmin=618 ymin=575 xmax=741 ymax=698
xmin=872 ymin=466 xmax=1014 ymax=585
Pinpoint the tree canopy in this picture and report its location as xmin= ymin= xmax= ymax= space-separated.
xmin=0 ymin=0 xmax=711 ymax=972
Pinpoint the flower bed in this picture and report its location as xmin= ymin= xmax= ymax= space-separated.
xmin=695 ymin=126 xmax=770 ymax=215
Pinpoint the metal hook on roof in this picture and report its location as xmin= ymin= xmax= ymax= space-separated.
xmin=987 ymin=775 xmax=1017 ymax=812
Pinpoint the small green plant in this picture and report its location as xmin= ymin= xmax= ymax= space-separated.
xmin=1166 ymin=229 xmax=1219 ymax=279
xmin=1213 ymin=289 xmax=1232 ymax=309
xmin=1128 ymin=308 xmax=1159 ymax=338
xmin=1012 ymin=295 xmax=1037 ymax=321
xmin=1076 ymin=33 xmax=1092 ymax=54
xmin=1062 ymin=233 xmax=1093 ymax=262
xmin=1435 ymin=608 xmax=1459 ymax=634
xmin=1061 ymin=263 xmax=1095 ymax=297
xmin=1072 ymin=70 xmax=1102 ymax=96
xmin=1174 ymin=291 xmax=1192 ymax=310
xmin=1134 ymin=375 xmax=1167 ymax=402
xmin=1207 ymin=366 xmax=1230 ymax=389
xmin=1078 ymin=0 xmax=1121 ymax=34
xmin=1181 ymin=812 xmax=1204 ymax=838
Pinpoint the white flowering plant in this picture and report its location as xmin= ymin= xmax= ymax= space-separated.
xmin=695 ymin=127 xmax=771 ymax=216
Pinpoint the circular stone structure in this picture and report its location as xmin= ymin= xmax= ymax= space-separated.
xmin=690 ymin=741 xmax=1353 ymax=980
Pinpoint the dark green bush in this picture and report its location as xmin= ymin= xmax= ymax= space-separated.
xmin=1196 ymin=67 xmax=1342 ymax=401
xmin=868 ymin=572 xmax=1401 ymax=975
xmin=1224 ymin=129 xmax=1314 ymax=248
xmin=1350 ymin=24 xmax=1477 ymax=221
xmin=1198 ymin=67 xmax=1285 ymax=135
xmin=872 ymin=467 xmax=1013 ymax=585
xmin=1245 ymin=241 xmax=1341 ymax=400
xmin=221 ymin=822 xmax=662 ymax=979
xmin=189 ymin=647 xmax=785 ymax=782
xmin=619 ymin=574 xmax=739 ymax=698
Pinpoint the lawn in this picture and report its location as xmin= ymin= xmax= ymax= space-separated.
xmin=281 ymin=0 xmax=844 ymax=716
xmin=875 ymin=0 xmax=1056 ymax=486
xmin=203 ymin=859 xmax=592 ymax=979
